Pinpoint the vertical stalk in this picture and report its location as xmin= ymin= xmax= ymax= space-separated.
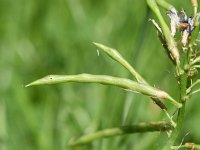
xmin=162 ymin=56 xmax=188 ymax=149
xmin=147 ymin=0 xmax=189 ymax=148
xmin=156 ymin=0 xmax=173 ymax=10
xmin=146 ymin=0 xmax=180 ymax=68
xmin=191 ymin=0 xmax=198 ymax=16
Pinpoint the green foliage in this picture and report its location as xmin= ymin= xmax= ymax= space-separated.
xmin=1 ymin=0 xmax=200 ymax=150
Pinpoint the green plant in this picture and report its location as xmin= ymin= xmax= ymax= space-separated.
xmin=26 ymin=0 xmax=200 ymax=149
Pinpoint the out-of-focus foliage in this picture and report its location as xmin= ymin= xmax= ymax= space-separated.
xmin=0 ymin=0 xmax=199 ymax=149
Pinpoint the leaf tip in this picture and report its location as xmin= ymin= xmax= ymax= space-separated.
xmin=25 ymin=84 xmax=30 ymax=88
xmin=25 ymin=82 xmax=35 ymax=87
xmin=92 ymin=41 xmax=97 ymax=44
xmin=93 ymin=42 xmax=101 ymax=47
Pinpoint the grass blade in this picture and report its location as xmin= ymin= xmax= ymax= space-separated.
xmin=68 ymin=121 xmax=172 ymax=146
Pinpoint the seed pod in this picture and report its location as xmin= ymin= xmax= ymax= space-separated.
xmin=26 ymin=74 xmax=182 ymax=108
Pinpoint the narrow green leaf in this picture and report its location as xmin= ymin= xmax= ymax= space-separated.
xmin=26 ymin=74 xmax=182 ymax=108
xmin=68 ymin=121 xmax=172 ymax=146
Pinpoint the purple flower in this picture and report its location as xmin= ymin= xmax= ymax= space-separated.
xmin=167 ymin=8 xmax=195 ymax=46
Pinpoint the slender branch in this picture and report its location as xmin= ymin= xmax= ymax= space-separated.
xmin=146 ymin=0 xmax=180 ymax=66
xmin=162 ymin=57 xmax=188 ymax=149
xmin=163 ymin=109 xmax=176 ymax=128
xmin=149 ymin=19 xmax=176 ymax=65
xmin=186 ymin=79 xmax=200 ymax=94
xmin=191 ymin=0 xmax=198 ymax=17
xmin=94 ymin=42 xmax=173 ymax=114
xmin=93 ymin=42 xmax=147 ymax=84
xmin=172 ymin=143 xmax=200 ymax=150
xmin=147 ymin=1 xmax=190 ymax=148
xmin=190 ymin=13 xmax=200 ymax=45
xmin=68 ymin=121 xmax=172 ymax=146
xmin=190 ymin=88 xmax=200 ymax=95
xmin=192 ymin=65 xmax=200 ymax=69
xmin=162 ymin=82 xmax=186 ymax=150
xmin=146 ymin=0 xmax=181 ymax=126
xmin=191 ymin=56 xmax=200 ymax=65
xmin=94 ymin=42 xmax=167 ymax=110
xmin=156 ymin=0 xmax=173 ymax=10
xmin=26 ymin=74 xmax=182 ymax=108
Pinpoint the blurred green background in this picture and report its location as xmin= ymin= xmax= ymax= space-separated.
xmin=1 ymin=0 xmax=200 ymax=149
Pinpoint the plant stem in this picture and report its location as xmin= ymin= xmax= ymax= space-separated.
xmin=172 ymin=143 xmax=200 ymax=149
xmin=162 ymin=63 xmax=188 ymax=149
xmin=156 ymin=0 xmax=173 ymax=10
xmin=191 ymin=56 xmax=200 ymax=65
xmin=147 ymin=0 xmax=180 ymax=67
xmin=163 ymin=103 xmax=186 ymax=150
xmin=192 ymin=65 xmax=200 ymax=68
xmin=191 ymin=0 xmax=198 ymax=17
xmin=93 ymin=42 xmax=146 ymax=84
xmin=147 ymin=1 xmax=189 ymax=147
xmin=186 ymin=79 xmax=200 ymax=94
xmin=190 ymin=88 xmax=200 ymax=95
xmin=68 ymin=121 xmax=172 ymax=146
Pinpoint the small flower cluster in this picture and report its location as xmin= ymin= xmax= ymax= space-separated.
xmin=150 ymin=7 xmax=200 ymax=68
xmin=167 ymin=8 xmax=198 ymax=46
